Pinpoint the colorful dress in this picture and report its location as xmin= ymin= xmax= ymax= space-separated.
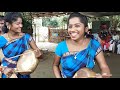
xmin=55 ymin=38 xmax=102 ymax=78
xmin=0 ymin=33 xmax=33 ymax=78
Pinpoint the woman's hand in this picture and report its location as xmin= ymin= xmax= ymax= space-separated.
xmin=29 ymin=38 xmax=42 ymax=59
xmin=2 ymin=67 xmax=15 ymax=78
xmin=34 ymin=48 xmax=42 ymax=58
xmin=101 ymin=73 xmax=112 ymax=78
xmin=0 ymin=66 xmax=2 ymax=71
xmin=95 ymin=73 xmax=112 ymax=78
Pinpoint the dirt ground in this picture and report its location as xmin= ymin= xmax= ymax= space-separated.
xmin=31 ymin=51 xmax=55 ymax=78
xmin=31 ymin=52 xmax=120 ymax=78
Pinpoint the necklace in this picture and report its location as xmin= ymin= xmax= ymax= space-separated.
xmin=74 ymin=55 xmax=77 ymax=59
xmin=74 ymin=52 xmax=80 ymax=59
xmin=7 ymin=33 xmax=21 ymax=41
xmin=73 ymin=37 xmax=86 ymax=59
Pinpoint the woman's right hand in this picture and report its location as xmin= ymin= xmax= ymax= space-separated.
xmin=2 ymin=67 xmax=15 ymax=78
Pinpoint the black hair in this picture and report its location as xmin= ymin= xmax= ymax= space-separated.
xmin=3 ymin=12 xmax=23 ymax=33
xmin=67 ymin=12 xmax=94 ymax=39
xmin=0 ymin=15 xmax=4 ymax=21
xmin=2 ymin=25 xmax=8 ymax=33
xmin=4 ymin=12 xmax=22 ymax=24
xmin=67 ymin=12 xmax=88 ymax=27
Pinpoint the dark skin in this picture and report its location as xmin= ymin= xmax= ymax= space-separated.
xmin=53 ymin=17 xmax=111 ymax=78
xmin=6 ymin=18 xmax=42 ymax=58
xmin=1 ymin=17 xmax=42 ymax=77
xmin=0 ymin=20 xmax=5 ymax=35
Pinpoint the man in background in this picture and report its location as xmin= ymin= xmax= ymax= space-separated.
xmin=0 ymin=15 xmax=5 ymax=65
xmin=0 ymin=15 xmax=5 ymax=35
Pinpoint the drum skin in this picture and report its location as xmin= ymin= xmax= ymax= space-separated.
xmin=73 ymin=67 xmax=97 ymax=78
xmin=16 ymin=49 xmax=39 ymax=75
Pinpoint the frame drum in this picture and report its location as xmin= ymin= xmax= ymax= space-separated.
xmin=16 ymin=49 xmax=39 ymax=75
xmin=73 ymin=67 xmax=97 ymax=78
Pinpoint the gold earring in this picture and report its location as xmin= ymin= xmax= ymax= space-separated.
xmin=7 ymin=26 xmax=10 ymax=30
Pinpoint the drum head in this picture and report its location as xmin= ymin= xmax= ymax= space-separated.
xmin=73 ymin=67 xmax=96 ymax=78
xmin=16 ymin=49 xmax=39 ymax=75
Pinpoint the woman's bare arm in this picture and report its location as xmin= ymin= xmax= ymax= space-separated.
xmin=29 ymin=39 xmax=42 ymax=58
xmin=95 ymin=51 xmax=112 ymax=78
xmin=53 ymin=55 xmax=62 ymax=78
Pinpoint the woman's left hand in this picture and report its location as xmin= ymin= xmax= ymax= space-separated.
xmin=34 ymin=48 xmax=42 ymax=58
xmin=101 ymin=73 xmax=112 ymax=78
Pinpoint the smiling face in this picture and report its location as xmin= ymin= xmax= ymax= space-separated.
xmin=68 ymin=17 xmax=88 ymax=41
xmin=9 ymin=17 xmax=23 ymax=33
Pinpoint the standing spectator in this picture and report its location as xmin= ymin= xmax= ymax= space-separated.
xmin=0 ymin=15 xmax=5 ymax=35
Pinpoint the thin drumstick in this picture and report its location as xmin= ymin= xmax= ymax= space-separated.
xmin=6 ymin=49 xmax=37 ymax=59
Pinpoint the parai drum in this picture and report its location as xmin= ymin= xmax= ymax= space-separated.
xmin=16 ymin=49 xmax=39 ymax=75
xmin=73 ymin=67 xmax=97 ymax=78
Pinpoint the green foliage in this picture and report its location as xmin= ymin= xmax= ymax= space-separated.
xmin=22 ymin=18 xmax=32 ymax=31
xmin=42 ymin=17 xmax=51 ymax=26
xmin=62 ymin=16 xmax=68 ymax=23
xmin=88 ymin=15 xmax=120 ymax=30
xmin=21 ymin=12 xmax=33 ymax=35
xmin=42 ymin=17 xmax=58 ymax=27
xmin=49 ymin=19 xmax=58 ymax=27
xmin=42 ymin=15 xmax=68 ymax=28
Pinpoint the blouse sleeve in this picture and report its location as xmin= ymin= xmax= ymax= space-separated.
xmin=55 ymin=43 xmax=62 ymax=57
xmin=25 ymin=33 xmax=33 ymax=42
xmin=0 ymin=36 xmax=7 ymax=48
xmin=95 ymin=44 xmax=103 ymax=56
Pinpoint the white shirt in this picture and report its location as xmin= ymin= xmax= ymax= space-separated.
xmin=112 ymin=35 xmax=119 ymax=41
xmin=117 ymin=44 xmax=120 ymax=54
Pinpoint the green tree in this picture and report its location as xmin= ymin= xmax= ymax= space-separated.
xmin=49 ymin=19 xmax=58 ymax=27
xmin=42 ymin=17 xmax=51 ymax=27
xmin=42 ymin=17 xmax=59 ymax=27
xmin=21 ymin=12 xmax=33 ymax=35
xmin=88 ymin=15 xmax=120 ymax=30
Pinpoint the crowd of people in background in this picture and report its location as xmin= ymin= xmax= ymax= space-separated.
xmin=91 ymin=29 xmax=120 ymax=55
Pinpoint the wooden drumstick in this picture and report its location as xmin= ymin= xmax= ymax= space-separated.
xmin=6 ymin=49 xmax=37 ymax=59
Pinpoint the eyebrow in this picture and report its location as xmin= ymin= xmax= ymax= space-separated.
xmin=69 ymin=23 xmax=81 ymax=25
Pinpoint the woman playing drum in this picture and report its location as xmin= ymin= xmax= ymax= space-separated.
xmin=0 ymin=12 xmax=41 ymax=78
xmin=53 ymin=12 xmax=112 ymax=78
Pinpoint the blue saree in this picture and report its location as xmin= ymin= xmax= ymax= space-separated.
xmin=55 ymin=38 xmax=102 ymax=78
xmin=0 ymin=33 xmax=33 ymax=78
